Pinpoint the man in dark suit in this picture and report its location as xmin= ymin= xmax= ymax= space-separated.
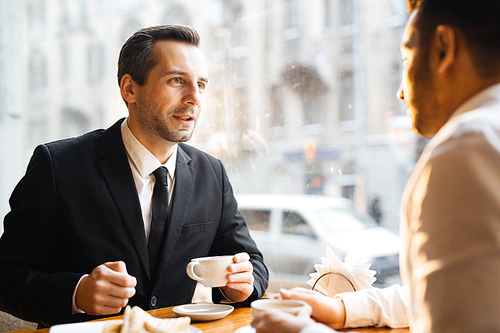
xmin=0 ymin=25 xmax=268 ymax=327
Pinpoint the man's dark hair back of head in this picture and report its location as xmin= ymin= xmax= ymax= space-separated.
xmin=407 ymin=0 xmax=500 ymax=77
xmin=117 ymin=25 xmax=200 ymax=88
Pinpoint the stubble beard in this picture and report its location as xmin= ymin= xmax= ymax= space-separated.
xmin=410 ymin=57 xmax=440 ymax=138
xmin=137 ymin=97 xmax=197 ymax=144
xmin=151 ymin=111 xmax=196 ymax=144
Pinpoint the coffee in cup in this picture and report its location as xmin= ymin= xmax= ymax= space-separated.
xmin=250 ymin=299 xmax=309 ymax=318
xmin=186 ymin=255 xmax=234 ymax=288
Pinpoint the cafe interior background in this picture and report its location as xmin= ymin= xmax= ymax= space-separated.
xmin=0 ymin=0 xmax=423 ymax=302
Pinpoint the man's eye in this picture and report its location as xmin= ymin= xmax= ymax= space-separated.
xmin=198 ymin=83 xmax=206 ymax=90
xmin=172 ymin=78 xmax=181 ymax=84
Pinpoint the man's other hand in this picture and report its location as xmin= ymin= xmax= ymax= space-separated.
xmin=75 ymin=261 xmax=137 ymax=315
xmin=280 ymin=287 xmax=346 ymax=329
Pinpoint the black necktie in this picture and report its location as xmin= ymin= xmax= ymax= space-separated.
xmin=148 ymin=166 xmax=169 ymax=277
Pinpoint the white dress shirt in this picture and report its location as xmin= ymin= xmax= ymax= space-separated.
xmin=121 ymin=118 xmax=177 ymax=239
xmin=337 ymin=284 xmax=410 ymax=328
xmin=300 ymin=83 xmax=500 ymax=332
xmin=401 ymin=83 xmax=500 ymax=332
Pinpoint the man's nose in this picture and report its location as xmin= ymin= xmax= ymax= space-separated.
xmin=397 ymin=83 xmax=404 ymax=101
xmin=182 ymin=84 xmax=202 ymax=106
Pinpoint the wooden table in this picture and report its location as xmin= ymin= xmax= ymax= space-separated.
xmin=8 ymin=306 xmax=410 ymax=333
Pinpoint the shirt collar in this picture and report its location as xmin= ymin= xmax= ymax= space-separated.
xmin=121 ymin=118 xmax=177 ymax=179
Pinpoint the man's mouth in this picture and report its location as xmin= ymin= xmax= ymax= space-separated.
xmin=175 ymin=115 xmax=194 ymax=121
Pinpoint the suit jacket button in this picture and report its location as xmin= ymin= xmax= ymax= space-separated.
xmin=151 ymin=296 xmax=157 ymax=307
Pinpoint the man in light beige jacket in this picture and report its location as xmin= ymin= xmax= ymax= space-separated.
xmin=252 ymin=0 xmax=500 ymax=332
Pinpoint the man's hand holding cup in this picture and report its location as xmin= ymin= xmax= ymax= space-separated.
xmin=186 ymin=252 xmax=254 ymax=303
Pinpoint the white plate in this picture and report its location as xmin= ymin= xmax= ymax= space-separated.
xmin=49 ymin=321 xmax=106 ymax=333
xmin=235 ymin=326 xmax=255 ymax=333
xmin=49 ymin=321 xmax=201 ymax=333
xmin=173 ymin=303 xmax=234 ymax=321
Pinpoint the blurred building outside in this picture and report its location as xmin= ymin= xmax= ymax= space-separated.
xmin=0 ymin=0 xmax=422 ymax=237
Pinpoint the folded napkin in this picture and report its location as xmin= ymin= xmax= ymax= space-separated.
xmin=306 ymin=246 xmax=376 ymax=297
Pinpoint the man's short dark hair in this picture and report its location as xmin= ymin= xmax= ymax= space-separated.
xmin=407 ymin=0 xmax=500 ymax=77
xmin=117 ymin=25 xmax=200 ymax=88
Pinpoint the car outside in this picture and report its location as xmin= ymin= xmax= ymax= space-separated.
xmin=236 ymin=194 xmax=402 ymax=291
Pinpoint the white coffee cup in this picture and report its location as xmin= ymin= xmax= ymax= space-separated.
xmin=250 ymin=299 xmax=309 ymax=318
xmin=186 ymin=255 xmax=234 ymax=288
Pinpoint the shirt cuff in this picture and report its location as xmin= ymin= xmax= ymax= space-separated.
xmin=336 ymin=292 xmax=374 ymax=328
xmin=299 ymin=323 xmax=338 ymax=333
xmin=72 ymin=274 xmax=88 ymax=314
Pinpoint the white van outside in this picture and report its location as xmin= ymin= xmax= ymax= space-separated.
xmin=236 ymin=194 xmax=402 ymax=290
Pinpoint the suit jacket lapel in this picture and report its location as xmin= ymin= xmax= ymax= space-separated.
xmin=152 ymin=144 xmax=196 ymax=286
xmin=96 ymin=119 xmax=151 ymax=280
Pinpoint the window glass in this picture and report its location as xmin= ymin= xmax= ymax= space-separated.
xmin=339 ymin=71 xmax=354 ymax=122
xmin=86 ymin=44 xmax=102 ymax=84
xmin=163 ymin=5 xmax=190 ymax=26
xmin=240 ymin=210 xmax=270 ymax=231
xmin=285 ymin=0 xmax=300 ymax=29
xmin=324 ymin=0 xmax=332 ymax=29
xmin=340 ymin=0 xmax=354 ymax=26
xmin=1 ymin=0 xmax=412 ymax=288
xmin=282 ymin=211 xmax=315 ymax=238
xmin=60 ymin=43 xmax=70 ymax=83
xmin=28 ymin=1 xmax=47 ymax=39
xmin=28 ymin=50 xmax=48 ymax=91
xmin=268 ymin=86 xmax=284 ymax=129
xmin=315 ymin=208 xmax=378 ymax=233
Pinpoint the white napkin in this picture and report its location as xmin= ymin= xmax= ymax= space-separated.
xmin=306 ymin=246 xmax=376 ymax=297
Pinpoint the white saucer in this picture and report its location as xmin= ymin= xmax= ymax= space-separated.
xmin=235 ymin=326 xmax=255 ymax=333
xmin=173 ymin=303 xmax=234 ymax=321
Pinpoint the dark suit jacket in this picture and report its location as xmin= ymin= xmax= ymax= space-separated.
xmin=0 ymin=119 xmax=268 ymax=326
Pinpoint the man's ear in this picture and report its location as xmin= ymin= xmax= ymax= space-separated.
xmin=120 ymin=74 xmax=137 ymax=104
xmin=434 ymin=24 xmax=456 ymax=74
